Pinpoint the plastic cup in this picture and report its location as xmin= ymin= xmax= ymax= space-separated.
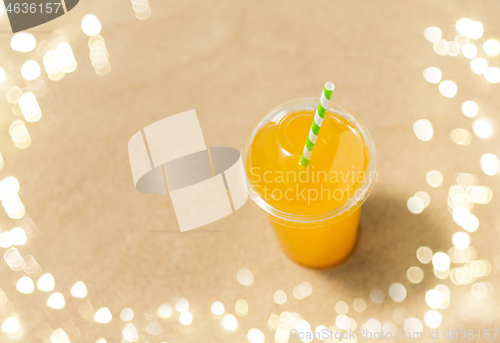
xmin=242 ymin=98 xmax=376 ymax=269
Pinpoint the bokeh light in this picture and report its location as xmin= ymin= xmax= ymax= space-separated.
xmin=9 ymin=228 xmax=26 ymax=245
xmin=483 ymin=39 xmax=500 ymax=56
xmin=433 ymin=39 xmax=447 ymax=56
xmin=424 ymin=27 xmax=442 ymax=43
xmin=413 ymin=119 xmax=433 ymax=141
xmin=481 ymin=153 xmax=499 ymax=175
xmin=389 ymin=283 xmax=407 ymax=302
xmin=484 ymin=66 xmax=500 ymax=83
xmin=455 ymin=34 xmax=470 ymax=46
xmin=222 ymin=314 xmax=237 ymax=332
xmin=426 ymin=170 xmax=443 ymax=187
xmin=407 ymin=266 xmax=424 ymax=283
xmin=248 ymin=328 xmax=265 ymax=343
xmin=451 ymin=129 xmax=472 ymax=145
xmin=94 ymin=307 xmax=112 ymax=323
xmin=452 ymin=232 xmax=470 ymax=249
xmin=37 ymin=273 xmax=55 ymax=292
xmin=175 ymin=298 xmax=189 ymax=312
xmin=2 ymin=317 xmax=20 ymax=333
xmin=81 ymin=14 xmax=102 ymax=36
xmin=11 ymin=32 xmax=36 ymax=52
xmin=211 ymin=301 xmax=225 ymax=315
xmin=461 ymin=101 xmax=479 ymax=118
xmin=335 ymin=301 xmax=349 ymax=314
xmin=120 ymin=308 xmax=134 ymax=321
xmin=407 ymin=196 xmax=424 ymax=214
xmin=235 ymin=299 xmax=248 ymax=317
xmin=472 ymin=118 xmax=494 ymax=138
xmin=423 ymin=67 xmax=442 ymax=84
xmin=19 ymin=92 xmax=42 ymax=122
xmin=424 ymin=310 xmax=442 ymax=328
xmin=353 ymin=298 xmax=366 ymax=312
xmin=461 ymin=44 xmax=477 ymax=59
xmin=470 ymin=58 xmax=488 ymax=74
xmin=439 ymin=80 xmax=457 ymax=98
xmin=179 ymin=311 xmax=193 ymax=325
xmin=369 ymin=289 xmax=384 ymax=303
xmin=414 ymin=191 xmax=430 ymax=208
xmin=425 ymin=289 xmax=444 ymax=309
xmin=298 ymin=282 xmax=312 ymax=297
xmin=469 ymin=21 xmax=484 ymax=39
xmin=16 ymin=276 xmax=34 ymax=294
xmin=236 ymin=268 xmax=254 ymax=286
xmin=417 ymin=246 xmax=433 ymax=264
xmin=21 ymin=60 xmax=41 ymax=80
xmin=71 ymin=281 xmax=87 ymax=298
xmin=432 ymin=252 xmax=450 ymax=272
xmin=158 ymin=303 xmax=172 ymax=318
xmin=456 ymin=18 xmax=473 ymax=35
xmin=273 ymin=290 xmax=287 ymax=305
xmin=47 ymin=292 xmax=65 ymax=309
xmin=445 ymin=41 xmax=460 ymax=56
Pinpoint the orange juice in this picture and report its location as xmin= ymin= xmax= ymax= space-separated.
xmin=243 ymin=98 xmax=376 ymax=269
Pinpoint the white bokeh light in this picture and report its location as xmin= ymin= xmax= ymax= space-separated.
xmin=81 ymin=14 xmax=102 ymax=36
xmin=426 ymin=170 xmax=443 ymax=187
xmin=37 ymin=273 xmax=55 ymax=292
xmin=432 ymin=252 xmax=450 ymax=272
xmin=470 ymin=58 xmax=488 ymax=74
xmin=461 ymin=101 xmax=478 ymax=118
xmin=179 ymin=311 xmax=193 ymax=325
xmin=483 ymin=39 xmax=500 ymax=56
xmin=236 ymin=268 xmax=254 ymax=286
xmin=21 ymin=60 xmax=41 ymax=80
xmin=473 ymin=118 xmax=493 ymax=138
xmin=11 ymin=32 xmax=36 ymax=52
xmin=248 ymin=328 xmax=265 ymax=343
xmin=71 ymin=281 xmax=87 ymax=298
xmin=481 ymin=153 xmax=499 ymax=176
xmin=413 ymin=119 xmax=433 ymax=141
xmin=211 ymin=301 xmax=225 ymax=315
xmin=452 ymin=232 xmax=470 ymax=249
xmin=423 ymin=67 xmax=442 ymax=84
xmin=16 ymin=276 xmax=34 ymax=294
xmin=424 ymin=27 xmax=442 ymax=43
xmin=407 ymin=196 xmax=425 ymax=214
xmin=469 ymin=21 xmax=484 ymax=39
xmin=484 ymin=67 xmax=500 ymax=83
xmin=439 ymin=80 xmax=457 ymax=98
xmin=424 ymin=310 xmax=442 ymax=328
xmin=461 ymin=44 xmax=477 ymax=59
xmin=389 ymin=283 xmax=407 ymax=302
xmin=456 ymin=18 xmax=473 ymax=36
xmin=425 ymin=290 xmax=444 ymax=309
xmin=445 ymin=41 xmax=460 ymax=56
xmin=2 ymin=317 xmax=20 ymax=333
xmin=94 ymin=307 xmax=112 ymax=323
xmin=9 ymin=227 xmax=26 ymax=245
xmin=433 ymin=39 xmax=447 ymax=56
xmin=47 ymin=292 xmax=65 ymax=309
xmin=222 ymin=314 xmax=237 ymax=332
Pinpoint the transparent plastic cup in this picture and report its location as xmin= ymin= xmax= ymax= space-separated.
xmin=242 ymin=98 xmax=376 ymax=269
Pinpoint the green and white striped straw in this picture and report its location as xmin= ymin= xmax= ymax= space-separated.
xmin=299 ymin=82 xmax=335 ymax=167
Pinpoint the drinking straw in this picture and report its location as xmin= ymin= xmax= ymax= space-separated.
xmin=299 ymin=82 xmax=335 ymax=167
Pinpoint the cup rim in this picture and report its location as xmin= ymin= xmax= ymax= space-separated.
xmin=241 ymin=97 xmax=377 ymax=225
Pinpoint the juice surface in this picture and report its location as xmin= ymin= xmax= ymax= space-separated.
xmin=246 ymin=109 xmax=370 ymax=216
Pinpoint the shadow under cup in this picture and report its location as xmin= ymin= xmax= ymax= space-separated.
xmin=242 ymin=98 xmax=376 ymax=269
